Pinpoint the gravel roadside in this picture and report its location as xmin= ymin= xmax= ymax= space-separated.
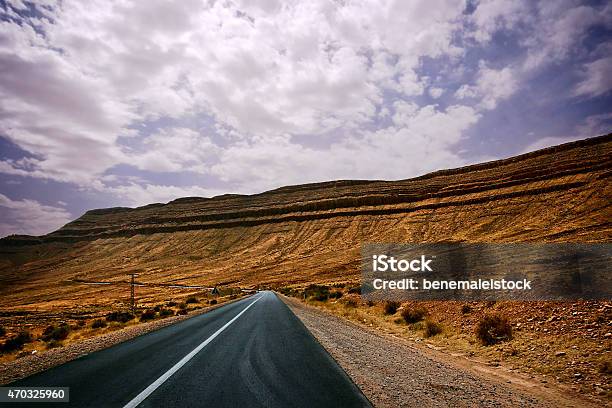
xmin=282 ymin=296 xmax=599 ymax=408
xmin=0 ymin=295 xmax=251 ymax=385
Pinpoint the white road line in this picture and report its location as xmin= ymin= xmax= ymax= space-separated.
xmin=123 ymin=295 xmax=264 ymax=408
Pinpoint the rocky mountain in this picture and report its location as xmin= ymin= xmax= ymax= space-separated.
xmin=0 ymin=134 xmax=610 ymax=310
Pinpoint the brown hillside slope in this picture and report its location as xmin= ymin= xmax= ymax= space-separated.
xmin=0 ymin=134 xmax=610 ymax=310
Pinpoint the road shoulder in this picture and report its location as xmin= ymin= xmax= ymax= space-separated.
xmin=281 ymin=295 xmax=600 ymax=408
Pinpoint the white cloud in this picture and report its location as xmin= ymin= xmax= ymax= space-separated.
xmin=0 ymin=18 xmax=132 ymax=185
xmin=475 ymin=65 xmax=518 ymax=110
xmin=0 ymin=0 xmax=470 ymax=189
xmin=429 ymin=87 xmax=444 ymax=99
xmin=522 ymin=2 xmax=612 ymax=70
xmin=103 ymin=183 xmax=228 ymax=208
xmin=210 ymin=102 xmax=480 ymax=192
xmin=470 ymin=0 xmax=530 ymax=44
xmin=454 ymin=85 xmax=478 ymax=99
xmin=573 ymin=57 xmax=612 ymax=98
xmin=469 ymin=1 xmax=612 ymax=100
xmin=0 ymin=193 xmax=72 ymax=237
xmin=575 ymin=113 xmax=612 ymax=137
xmin=520 ymin=112 xmax=612 ymax=156
xmin=0 ymin=0 xmax=610 ymax=240
xmin=519 ymin=136 xmax=583 ymax=154
xmin=455 ymin=63 xmax=518 ymax=110
xmin=129 ymin=128 xmax=220 ymax=173
xmin=391 ymin=101 xmax=420 ymax=126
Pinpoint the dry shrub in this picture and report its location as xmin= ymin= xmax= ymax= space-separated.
xmin=42 ymin=323 xmax=70 ymax=341
xmin=46 ymin=339 xmax=63 ymax=349
xmin=140 ymin=309 xmax=156 ymax=322
xmin=329 ymin=291 xmax=343 ymax=299
xmin=344 ymin=298 xmax=358 ymax=308
xmin=305 ymin=284 xmax=330 ymax=301
xmin=91 ymin=319 xmax=107 ymax=329
xmin=0 ymin=330 xmax=32 ymax=353
xmin=106 ymin=312 xmax=134 ymax=323
xmin=383 ymin=300 xmax=401 ymax=315
xmin=401 ymin=306 xmax=427 ymax=323
xmin=423 ymin=319 xmax=443 ymax=337
xmin=598 ymin=360 xmax=612 ymax=374
xmin=476 ymin=313 xmax=512 ymax=346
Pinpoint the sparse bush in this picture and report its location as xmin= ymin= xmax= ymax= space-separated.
xmin=329 ymin=291 xmax=343 ymax=299
xmin=402 ymin=306 xmax=427 ymax=323
xmin=344 ymin=298 xmax=357 ymax=308
xmin=186 ymin=295 xmax=198 ymax=304
xmin=476 ymin=314 xmax=512 ymax=346
xmin=178 ymin=302 xmax=187 ymax=310
xmin=153 ymin=305 xmax=161 ymax=312
xmin=77 ymin=320 xmax=86 ymax=327
xmin=366 ymin=300 xmax=375 ymax=307
xmin=140 ymin=309 xmax=156 ymax=322
xmin=106 ymin=311 xmax=134 ymax=323
xmin=0 ymin=326 xmax=6 ymax=336
xmin=598 ymin=360 xmax=612 ymax=374
xmin=383 ymin=300 xmax=401 ymax=315
xmin=423 ymin=319 xmax=443 ymax=337
xmin=461 ymin=304 xmax=473 ymax=314
xmin=347 ymin=286 xmax=361 ymax=295
xmin=209 ymin=299 xmax=217 ymax=305
xmin=42 ymin=325 xmax=54 ymax=337
xmin=1 ymin=330 xmax=32 ymax=353
xmin=42 ymin=323 xmax=70 ymax=341
xmin=176 ymin=309 xmax=188 ymax=315
xmin=91 ymin=319 xmax=107 ymax=329
xmin=159 ymin=309 xmax=174 ymax=317
xmin=46 ymin=339 xmax=63 ymax=349
xmin=305 ymin=284 xmax=330 ymax=301
xmin=166 ymin=301 xmax=177 ymax=307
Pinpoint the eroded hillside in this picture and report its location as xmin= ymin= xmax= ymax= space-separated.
xmin=0 ymin=134 xmax=610 ymax=311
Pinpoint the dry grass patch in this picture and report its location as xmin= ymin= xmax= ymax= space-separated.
xmin=383 ymin=301 xmax=400 ymax=315
xmin=401 ymin=306 xmax=428 ymax=324
xmin=476 ymin=314 xmax=513 ymax=346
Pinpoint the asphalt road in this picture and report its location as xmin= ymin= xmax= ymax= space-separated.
xmin=10 ymin=291 xmax=371 ymax=408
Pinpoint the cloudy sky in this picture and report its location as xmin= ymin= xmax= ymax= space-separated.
xmin=0 ymin=0 xmax=611 ymax=237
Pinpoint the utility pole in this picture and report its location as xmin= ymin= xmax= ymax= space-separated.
xmin=129 ymin=273 xmax=139 ymax=314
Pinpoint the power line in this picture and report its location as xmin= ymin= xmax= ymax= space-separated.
xmin=128 ymin=273 xmax=139 ymax=314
